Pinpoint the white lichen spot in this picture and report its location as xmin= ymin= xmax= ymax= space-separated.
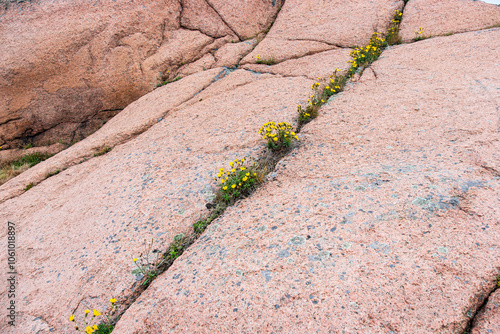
xmin=438 ymin=246 xmax=449 ymax=254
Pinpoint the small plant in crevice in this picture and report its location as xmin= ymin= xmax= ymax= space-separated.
xmin=414 ymin=27 xmax=426 ymax=41
xmin=297 ymin=70 xmax=347 ymax=127
xmin=193 ymin=202 xmax=227 ymax=234
xmin=347 ymin=32 xmax=387 ymax=77
xmin=24 ymin=182 xmax=34 ymax=191
xmin=156 ymin=76 xmax=181 ymax=88
xmin=256 ymin=55 xmax=276 ymax=65
xmin=213 ymin=158 xmax=259 ymax=205
xmin=131 ymin=239 xmax=162 ymax=286
xmin=69 ymin=298 xmax=117 ymax=334
xmin=259 ymin=121 xmax=299 ymax=152
xmin=94 ymin=146 xmax=111 ymax=157
xmin=386 ymin=9 xmax=403 ymax=45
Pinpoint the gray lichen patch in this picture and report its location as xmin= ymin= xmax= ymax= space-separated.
xmin=289 ymin=236 xmax=306 ymax=246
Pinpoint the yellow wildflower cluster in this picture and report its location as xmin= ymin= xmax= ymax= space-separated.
xmin=214 ymin=158 xmax=258 ymax=203
xmin=347 ymin=32 xmax=386 ymax=76
xmin=259 ymin=121 xmax=298 ymax=151
xmin=414 ymin=27 xmax=425 ymax=41
xmin=386 ymin=9 xmax=403 ymax=45
xmin=69 ymin=299 xmax=116 ymax=333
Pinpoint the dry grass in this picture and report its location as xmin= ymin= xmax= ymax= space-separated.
xmin=0 ymin=163 xmax=30 ymax=185
xmin=0 ymin=152 xmax=52 ymax=185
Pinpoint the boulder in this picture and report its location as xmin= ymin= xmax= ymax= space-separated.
xmin=0 ymin=0 xmax=281 ymax=149
xmin=214 ymin=39 xmax=257 ymax=68
xmin=243 ymin=0 xmax=404 ymax=63
xmin=0 ymin=68 xmax=225 ymax=203
xmin=241 ymin=48 xmax=352 ymax=80
xmin=399 ymin=0 xmax=500 ymax=42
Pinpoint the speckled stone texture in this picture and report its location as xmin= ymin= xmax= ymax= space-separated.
xmin=0 ymin=68 xmax=224 ymax=204
xmin=399 ymin=0 xmax=500 ymax=42
xmin=0 ymin=0 xmax=281 ymax=148
xmin=243 ymin=0 xmax=403 ymax=64
xmin=0 ymin=70 xmax=313 ymax=333
xmin=241 ymin=48 xmax=352 ymax=80
xmin=113 ymin=29 xmax=500 ymax=333
xmin=472 ymin=289 xmax=500 ymax=334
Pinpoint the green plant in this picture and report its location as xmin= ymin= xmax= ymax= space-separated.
xmin=131 ymin=239 xmax=161 ymax=285
xmin=255 ymin=55 xmax=276 ymax=65
xmin=193 ymin=203 xmax=226 ymax=234
xmin=24 ymin=183 xmax=34 ymax=191
xmin=213 ymin=158 xmax=259 ymax=204
xmin=94 ymin=146 xmax=111 ymax=157
xmin=69 ymin=298 xmax=116 ymax=333
xmin=259 ymin=121 xmax=299 ymax=152
xmin=156 ymin=76 xmax=181 ymax=87
xmin=23 ymin=143 xmax=33 ymax=149
xmin=386 ymin=9 xmax=403 ymax=45
xmin=414 ymin=27 xmax=426 ymax=41
xmin=497 ymin=275 xmax=500 ymax=287
xmin=347 ymin=32 xmax=387 ymax=77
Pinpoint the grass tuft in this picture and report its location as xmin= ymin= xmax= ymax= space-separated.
xmin=0 ymin=153 xmax=52 ymax=186
xmin=156 ymin=76 xmax=181 ymax=88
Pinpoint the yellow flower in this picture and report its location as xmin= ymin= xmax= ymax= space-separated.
xmin=256 ymin=55 xmax=260 ymax=59
xmin=93 ymin=325 xmax=99 ymax=330
xmin=231 ymin=168 xmax=236 ymax=173
xmin=231 ymin=184 xmax=236 ymax=189
xmin=223 ymin=186 xmax=228 ymax=190
xmin=273 ymin=137 xmax=278 ymax=141
xmin=133 ymin=258 xmax=137 ymax=262
xmin=321 ymin=99 xmax=325 ymax=103
xmin=85 ymin=326 xmax=94 ymax=334
xmin=242 ymin=177 xmax=248 ymax=181
xmin=93 ymin=309 xmax=101 ymax=317
xmin=69 ymin=314 xmax=75 ymax=322
xmin=240 ymin=167 xmax=246 ymax=171
xmin=254 ymin=173 xmax=257 ymax=176
xmin=221 ymin=179 xmax=226 ymax=183
xmin=84 ymin=309 xmax=90 ymax=314
xmin=229 ymin=161 xmax=234 ymax=167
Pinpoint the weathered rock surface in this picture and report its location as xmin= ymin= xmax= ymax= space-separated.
xmin=241 ymin=38 xmax=335 ymax=65
xmin=113 ymin=29 xmax=500 ymax=333
xmin=0 ymin=0 xmax=281 ymax=149
xmin=242 ymin=48 xmax=352 ymax=80
xmin=202 ymin=0 xmax=284 ymax=40
xmin=399 ymin=0 xmax=500 ymax=42
xmin=214 ymin=39 xmax=257 ymax=68
xmin=472 ymin=289 xmax=500 ymax=334
xmin=243 ymin=0 xmax=404 ymax=63
xmin=0 ymin=68 xmax=225 ymax=204
xmin=0 ymin=69 xmax=313 ymax=333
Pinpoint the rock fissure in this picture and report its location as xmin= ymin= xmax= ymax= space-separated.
xmin=204 ymin=0 xmax=242 ymax=41
xmin=464 ymin=281 xmax=499 ymax=333
xmin=109 ymin=8 xmax=406 ymax=333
